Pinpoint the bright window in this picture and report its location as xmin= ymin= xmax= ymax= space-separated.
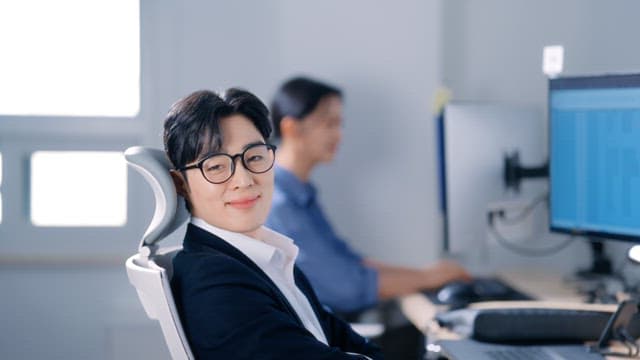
xmin=0 ymin=0 xmax=140 ymax=117
xmin=30 ymin=151 xmax=127 ymax=227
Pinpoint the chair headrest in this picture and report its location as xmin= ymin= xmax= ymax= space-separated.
xmin=125 ymin=146 xmax=189 ymax=251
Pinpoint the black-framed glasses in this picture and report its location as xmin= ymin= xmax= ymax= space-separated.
xmin=178 ymin=143 xmax=277 ymax=184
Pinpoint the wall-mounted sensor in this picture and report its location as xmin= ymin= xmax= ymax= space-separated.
xmin=542 ymin=45 xmax=564 ymax=78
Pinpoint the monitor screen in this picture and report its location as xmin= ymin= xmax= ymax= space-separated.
xmin=549 ymin=74 xmax=640 ymax=241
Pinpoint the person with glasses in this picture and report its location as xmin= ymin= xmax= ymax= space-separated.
xmin=165 ymin=89 xmax=382 ymax=359
xmin=266 ymin=77 xmax=470 ymax=316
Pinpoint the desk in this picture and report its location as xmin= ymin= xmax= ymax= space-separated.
xmin=399 ymin=270 xmax=628 ymax=359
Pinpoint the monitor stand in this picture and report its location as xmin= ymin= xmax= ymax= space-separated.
xmin=576 ymin=239 xmax=613 ymax=279
xmin=573 ymin=239 xmax=620 ymax=304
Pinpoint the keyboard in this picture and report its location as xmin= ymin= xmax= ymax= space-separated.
xmin=485 ymin=348 xmax=554 ymax=360
xmin=438 ymin=340 xmax=604 ymax=360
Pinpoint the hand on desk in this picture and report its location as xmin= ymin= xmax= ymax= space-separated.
xmin=424 ymin=260 xmax=472 ymax=289
xmin=364 ymin=258 xmax=471 ymax=300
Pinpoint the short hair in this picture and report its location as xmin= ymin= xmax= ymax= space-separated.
xmin=270 ymin=76 xmax=342 ymax=138
xmin=163 ymin=88 xmax=272 ymax=171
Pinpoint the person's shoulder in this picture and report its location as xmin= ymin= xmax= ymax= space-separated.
xmin=271 ymin=185 xmax=285 ymax=202
xmin=269 ymin=186 xmax=298 ymax=214
xmin=173 ymin=248 xmax=258 ymax=285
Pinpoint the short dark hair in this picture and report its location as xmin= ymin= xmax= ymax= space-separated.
xmin=270 ymin=76 xmax=342 ymax=138
xmin=163 ymin=88 xmax=272 ymax=170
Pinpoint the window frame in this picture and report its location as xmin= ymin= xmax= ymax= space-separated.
xmin=0 ymin=0 xmax=168 ymax=261
xmin=0 ymin=136 xmax=151 ymax=257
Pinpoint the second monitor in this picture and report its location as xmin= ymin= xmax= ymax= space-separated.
xmin=441 ymin=103 xmax=547 ymax=269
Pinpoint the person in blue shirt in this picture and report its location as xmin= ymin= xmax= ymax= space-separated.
xmin=266 ymin=77 xmax=470 ymax=315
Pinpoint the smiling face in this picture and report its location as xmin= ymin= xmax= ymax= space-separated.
xmin=181 ymin=114 xmax=274 ymax=238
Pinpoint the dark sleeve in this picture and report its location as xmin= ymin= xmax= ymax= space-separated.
xmin=173 ymin=254 xmax=382 ymax=360
xmin=295 ymin=267 xmax=384 ymax=359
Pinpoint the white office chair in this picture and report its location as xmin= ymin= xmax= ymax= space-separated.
xmin=124 ymin=146 xmax=194 ymax=360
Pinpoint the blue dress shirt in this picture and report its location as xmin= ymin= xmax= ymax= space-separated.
xmin=266 ymin=166 xmax=379 ymax=313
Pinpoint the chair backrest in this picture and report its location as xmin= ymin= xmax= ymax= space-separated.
xmin=124 ymin=146 xmax=193 ymax=360
xmin=124 ymin=146 xmax=190 ymax=252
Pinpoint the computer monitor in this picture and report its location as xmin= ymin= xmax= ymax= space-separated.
xmin=440 ymin=103 xmax=547 ymax=268
xmin=549 ymin=73 xmax=640 ymax=271
xmin=549 ymin=74 xmax=640 ymax=241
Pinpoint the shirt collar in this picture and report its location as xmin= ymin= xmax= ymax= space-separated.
xmin=190 ymin=217 xmax=299 ymax=269
xmin=275 ymin=165 xmax=317 ymax=206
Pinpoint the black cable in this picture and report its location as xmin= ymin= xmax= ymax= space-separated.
xmin=596 ymin=343 xmax=636 ymax=358
xmin=622 ymin=341 xmax=634 ymax=357
xmin=486 ymin=191 xmax=577 ymax=256
xmin=619 ymin=328 xmax=639 ymax=357
xmin=493 ymin=193 xmax=548 ymax=226
xmin=591 ymin=327 xmax=640 ymax=358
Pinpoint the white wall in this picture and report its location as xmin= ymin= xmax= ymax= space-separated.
xmin=442 ymin=0 xmax=640 ymax=107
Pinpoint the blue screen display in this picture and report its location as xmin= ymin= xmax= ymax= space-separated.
xmin=550 ymin=79 xmax=640 ymax=238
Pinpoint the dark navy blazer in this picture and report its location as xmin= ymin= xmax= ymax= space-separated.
xmin=171 ymin=224 xmax=384 ymax=359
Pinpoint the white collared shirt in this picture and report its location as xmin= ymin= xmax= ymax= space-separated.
xmin=191 ymin=217 xmax=328 ymax=345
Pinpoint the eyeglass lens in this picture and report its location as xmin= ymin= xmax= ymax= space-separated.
xmin=201 ymin=144 xmax=274 ymax=183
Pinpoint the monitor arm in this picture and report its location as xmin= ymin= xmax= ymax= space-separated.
xmin=503 ymin=150 xmax=549 ymax=192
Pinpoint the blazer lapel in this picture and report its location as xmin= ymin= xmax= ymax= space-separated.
xmin=184 ymin=224 xmax=306 ymax=328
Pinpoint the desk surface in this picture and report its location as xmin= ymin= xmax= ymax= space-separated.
xmin=399 ymin=270 xmax=626 ymax=359
xmin=498 ymin=270 xmax=587 ymax=302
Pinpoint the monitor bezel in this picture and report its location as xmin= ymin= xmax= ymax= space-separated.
xmin=548 ymin=73 xmax=640 ymax=242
